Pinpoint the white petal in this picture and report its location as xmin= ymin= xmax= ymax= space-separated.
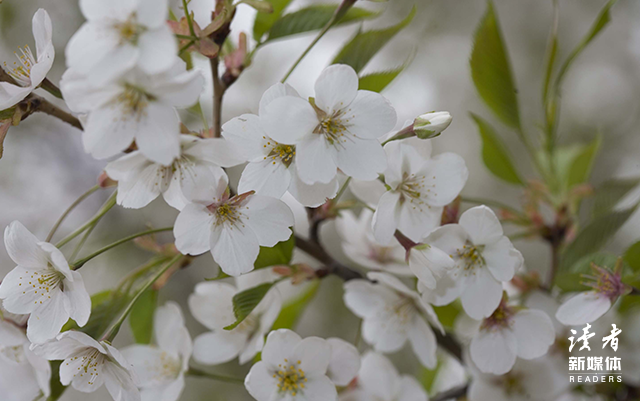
xmin=343 ymin=280 xmax=389 ymax=319
xmin=345 ymin=90 xmax=397 ymax=140
xmin=512 ymin=310 xmax=555 ymax=359
xmin=408 ymin=245 xmax=454 ymax=290
xmin=372 ymin=191 xmax=401 ymax=244
xmin=86 ymin=42 xmax=139 ymax=86
xmin=188 ymin=281 xmax=236 ymax=330
xmin=291 ymin=336 xmax=332 ymax=375
xmin=62 ymin=348 xmax=105 ymax=390
xmin=258 ymin=83 xmax=300 ymax=116
xmin=460 ymin=267 xmax=503 ymax=320
xmin=135 ymin=103 xmax=181 ymax=165
xmin=299 ymin=375 xmax=338 ymax=401
xmin=152 ymin=66 xmax=204 ymax=108
xmin=261 ymin=96 xmax=317 ymax=144
xmin=244 ymin=195 xmax=294 ymax=247
xmin=115 ymin=163 xmax=168 ymax=209
xmin=192 ymin=331 xmax=245 ymax=365
xmin=0 ymin=352 xmax=48 ymax=400
xmin=120 ymin=346 xmax=170 ymax=387
xmin=137 ymin=28 xmax=177 ymax=75
xmin=382 ymin=141 xmax=425 ymax=189
xmin=31 ymin=331 xmax=102 ymax=361
xmin=65 ymin=271 xmax=91 ymax=327
xmin=408 ymin=316 xmax=437 ymax=369
xmin=326 ymin=338 xmax=360 ymax=386
xmin=79 ymin=0 xmax=135 ymax=20
xmin=470 ymin=328 xmax=517 ymax=375
xmin=288 ymin=169 xmax=339 ymax=207
xmin=238 ymin=159 xmax=292 ymax=199
xmin=104 ymin=152 xmax=148 ymax=181
xmin=212 ymin=225 xmax=260 ymax=276
xmin=0 ymin=83 xmax=32 ymax=110
xmin=367 ymin=272 xmax=415 ymax=298
xmin=363 ymin=313 xmax=409 ymax=353
xmin=3 ymin=221 xmax=48 ymax=268
xmin=349 ymin=178 xmax=387 ymax=206
xmin=314 ymin=64 xmax=358 ymax=113
xmin=31 ymin=9 xmax=54 ymax=80
xmin=397 ymin=202 xmax=443 ymax=243
xmin=396 ymin=376 xmax=428 ymax=401
xmin=83 ymin=104 xmax=137 ymax=160
xmin=482 ymin=237 xmax=522 ymax=282
xmin=333 ymin=134 xmax=388 ymax=181
xmin=136 ymin=0 xmax=168 ymax=27
xmin=27 ymin=292 xmax=71 ymax=344
xmin=358 ymin=352 xmax=399 ymax=401
xmin=422 ymin=224 xmax=468 ymax=256
xmin=103 ymin=361 xmax=141 ymax=401
xmin=468 ymin=379 xmax=509 ymax=401
xmin=65 ymin=22 xmax=119 ymax=75
xmin=60 ymin=68 xmax=119 ymax=113
xmin=169 ymin=161 xmax=227 ymax=210
xmin=173 ymin=203 xmax=214 ymax=255
xmin=261 ymin=329 xmax=301 ymax=367
xmin=555 ymin=292 xmax=612 ymax=326
xmin=0 ymin=320 xmax=26 ymax=347
xmin=295 ymin=133 xmax=338 ymax=185
xmin=244 ymin=361 xmax=277 ymax=401
xmin=184 ymin=137 xmax=245 ymax=167
xmin=221 ymin=114 xmax=270 ymax=161
xmin=420 ymin=152 xmax=468 ymax=207
xmin=154 ymin=302 xmax=189 ymax=355
xmin=459 ymin=205 xmax=503 ymax=246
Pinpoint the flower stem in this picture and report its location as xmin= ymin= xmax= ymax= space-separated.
xmin=71 ymin=227 xmax=174 ymax=270
xmin=210 ymin=57 xmax=224 ymax=138
xmin=55 ymin=191 xmax=117 ymax=248
xmin=187 ymin=368 xmax=245 ymax=384
xmin=40 ymin=78 xmax=63 ymax=99
xmin=46 ymin=185 xmax=100 ymax=242
xmin=102 ymin=254 xmax=184 ymax=342
xmin=334 ymin=177 xmax=352 ymax=203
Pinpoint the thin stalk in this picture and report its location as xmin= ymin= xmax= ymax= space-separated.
xmin=69 ymin=222 xmax=97 ymax=261
xmin=40 ymin=78 xmax=63 ymax=99
xmin=211 ymin=57 xmax=224 ymax=137
xmin=334 ymin=177 xmax=352 ymax=203
xmin=46 ymin=185 xmax=100 ymax=242
xmin=187 ymin=368 xmax=245 ymax=384
xmin=71 ymin=227 xmax=173 ymax=270
xmin=55 ymin=191 xmax=117 ymax=248
xmin=179 ymin=39 xmax=196 ymax=54
xmin=102 ymin=254 xmax=183 ymax=342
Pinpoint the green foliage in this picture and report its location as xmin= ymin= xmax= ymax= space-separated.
xmin=470 ymin=1 xmax=521 ymax=130
xmin=470 ymin=113 xmax=523 ymax=185
xmin=561 ymin=206 xmax=638 ymax=271
xmin=554 ymin=273 xmax=589 ymax=292
xmin=332 ymin=6 xmax=416 ymax=73
xmin=266 ymin=5 xmax=379 ymax=42
xmin=272 ymin=280 xmax=320 ymax=330
xmin=591 ymin=177 xmax=640 ymax=218
xmin=624 ymin=241 xmax=640 ymax=273
xmin=129 ymin=289 xmax=158 ymax=344
xmin=255 ymin=235 xmax=295 ymax=269
xmin=565 ymin=135 xmax=601 ymax=189
xmin=225 ymin=282 xmax=276 ymax=330
xmin=253 ymin=0 xmax=292 ymax=41
xmin=432 ymin=302 xmax=461 ymax=331
xmin=358 ymin=52 xmax=414 ymax=93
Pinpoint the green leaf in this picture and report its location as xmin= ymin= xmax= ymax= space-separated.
xmin=358 ymin=52 xmax=415 ymax=93
xmin=81 ymin=290 xmax=129 ymax=338
xmin=332 ymin=6 xmax=416 ymax=73
xmin=253 ymin=0 xmax=292 ymax=41
xmin=565 ymin=135 xmax=601 ymax=188
xmin=624 ymin=241 xmax=640 ymax=273
xmin=0 ymin=107 xmax=15 ymax=120
xmin=129 ymin=289 xmax=158 ymax=344
xmin=561 ymin=206 xmax=638 ymax=271
xmin=255 ymin=235 xmax=295 ymax=270
xmin=432 ymin=302 xmax=461 ymax=331
xmin=470 ymin=113 xmax=523 ymax=185
xmin=266 ymin=5 xmax=379 ymax=42
xmin=554 ymin=272 xmax=590 ymax=293
xmin=272 ymin=280 xmax=320 ymax=330
xmin=592 ymin=177 xmax=640 ymax=218
xmin=470 ymin=1 xmax=521 ymax=129
xmin=225 ymin=282 xmax=276 ymax=330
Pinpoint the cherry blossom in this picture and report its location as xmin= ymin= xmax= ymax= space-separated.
xmin=0 ymin=9 xmax=54 ymax=110
xmin=32 ymin=331 xmax=140 ymax=401
xmin=0 ymin=221 xmax=91 ymax=343
xmin=105 ymin=135 xmax=243 ymax=210
xmin=188 ymin=280 xmax=281 ymax=365
xmin=413 ymin=111 xmax=453 ymax=139
xmin=261 ymin=64 xmax=397 ymax=185
xmin=66 ymin=0 xmax=177 ymax=84
xmin=122 ymin=302 xmax=192 ymax=401
xmin=343 ymin=272 xmax=442 ymax=368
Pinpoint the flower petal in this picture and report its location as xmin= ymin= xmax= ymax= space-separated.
xmin=115 ymin=163 xmax=168 ymax=209
xmin=238 ymin=159 xmax=292 ymax=199
xmin=184 ymin=137 xmax=245 ymax=168
xmin=188 ymin=281 xmax=236 ymax=330
xmin=65 ymin=271 xmax=91 ymax=327
xmin=3 ymin=221 xmax=48 ymax=268
xmin=343 ymin=280 xmax=389 ymax=319
xmin=244 ymin=195 xmax=293 ymax=247
xmin=349 ymin=178 xmax=387 ymax=207
xmin=408 ymin=316 xmax=437 ymax=369
xmin=470 ymin=327 xmax=517 ymax=375
xmin=212 ymin=224 xmax=260 ymax=276
xmin=396 ymin=201 xmax=443 ymax=243
xmin=326 ymin=338 xmax=360 ymax=386
xmin=314 ymin=64 xmax=358 ymax=113
xmin=174 ymin=203 xmax=214 ymax=256
xmin=358 ymin=352 xmax=399 ymax=401
xmin=135 ymin=103 xmax=181 ymax=166
xmin=136 ymin=0 xmax=169 ymax=27
xmin=482 ymin=236 xmax=522 ymax=282
xmin=244 ymin=361 xmax=277 ymax=401
xmin=291 ymin=336 xmax=332 ymax=375
xmin=420 ymin=152 xmax=468 ymax=207
xmin=512 ymin=309 xmax=555 ymax=359
xmin=192 ymin=331 xmax=246 ymax=365
xmin=372 ymin=191 xmax=401 ymax=245
xmin=222 ymin=114 xmax=271 ymax=161
xmin=299 ymin=375 xmax=338 ymax=401
xmin=396 ymin=376 xmax=428 ymax=401
xmin=151 ymin=65 xmax=203 ymax=108
xmin=154 ymin=302 xmax=190 ymax=357
xmin=261 ymin=96 xmax=317 ymax=144
xmin=261 ymin=329 xmax=301 ymax=367
xmin=258 ymin=83 xmax=300 ymax=116
xmin=409 ymin=245 xmax=455 ymax=290
xmin=555 ymin=291 xmax=612 ymax=326
xmin=0 ymin=83 xmax=32 ymax=110
xmin=288 ymin=169 xmax=339 ymax=207
xmin=345 ymin=90 xmax=397 ymax=140
xmin=333 ymin=134 xmax=387 ymax=181
xmin=459 ymin=205 xmax=503 ymax=246
xmin=295 ymin=133 xmax=338 ymax=184
xmin=83 ymin=104 xmax=137 ymax=160
xmin=103 ymin=360 xmax=140 ymax=401
xmin=120 ymin=346 xmax=168 ymax=387
xmin=460 ymin=267 xmax=503 ymax=320
xmin=27 ymin=291 xmax=70 ymax=344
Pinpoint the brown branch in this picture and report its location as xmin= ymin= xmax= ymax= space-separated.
xmin=210 ymin=57 xmax=225 ymax=138
xmin=434 ymin=330 xmax=463 ymax=361
xmin=29 ymin=95 xmax=82 ymax=130
xmin=431 ymin=385 xmax=469 ymax=401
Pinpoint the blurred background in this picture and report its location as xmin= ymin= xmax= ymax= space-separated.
xmin=1 ymin=0 xmax=640 ymax=399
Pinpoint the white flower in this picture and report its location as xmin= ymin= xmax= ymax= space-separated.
xmin=66 ymin=0 xmax=177 ymax=84
xmin=421 ymin=206 xmax=523 ymax=320
xmin=465 ymin=298 xmax=555 ymax=375
xmin=244 ymin=329 xmax=353 ymax=401
xmin=413 ymin=111 xmax=452 ymax=139
xmin=0 ymin=318 xmax=51 ymax=401
xmin=105 ymin=135 xmax=243 ymax=210
xmin=121 ymin=302 xmax=191 ymax=401
xmin=343 ymin=272 xmax=443 ymax=368
xmin=31 ymin=331 xmax=140 ymax=401
xmin=335 ymin=209 xmax=411 ymax=276
xmin=261 ymin=64 xmax=397 ymax=185
xmin=372 ymin=140 xmax=468 ymax=244
xmin=223 ymin=83 xmax=339 ymax=207
xmin=408 ymin=243 xmax=456 ymax=290
xmin=0 ymin=9 xmax=54 ymax=110
xmin=326 ymin=338 xmax=360 ymax=387
xmin=0 ymin=221 xmax=91 ymax=343
xmin=61 ymin=61 xmax=204 ymax=165
xmin=188 ymin=281 xmax=281 ymax=365
xmin=555 ymin=263 xmax=629 ymax=326
xmin=174 ymin=178 xmax=294 ymax=276
xmin=339 ymin=351 xmax=427 ymax=401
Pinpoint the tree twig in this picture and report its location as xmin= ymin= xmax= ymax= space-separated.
xmin=431 ymin=384 xmax=469 ymax=401
xmin=210 ymin=57 xmax=225 ymax=138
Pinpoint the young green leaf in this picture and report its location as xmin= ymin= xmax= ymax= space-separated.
xmin=266 ymin=5 xmax=379 ymax=42
xmin=253 ymin=0 xmax=292 ymax=41
xmin=225 ymin=282 xmax=275 ymax=330
xmin=129 ymin=289 xmax=158 ymax=344
xmin=470 ymin=113 xmax=524 ymax=185
xmin=561 ymin=205 xmax=638 ymax=271
xmin=332 ymin=6 xmax=416 ymax=73
xmin=565 ymin=135 xmax=601 ymax=188
xmin=255 ymin=234 xmax=295 ymax=270
xmin=470 ymin=1 xmax=521 ymax=130
xmin=591 ymin=177 xmax=640 ymax=218
xmin=358 ymin=52 xmax=415 ymax=93
xmin=624 ymin=241 xmax=640 ymax=273
xmin=271 ymin=280 xmax=320 ymax=330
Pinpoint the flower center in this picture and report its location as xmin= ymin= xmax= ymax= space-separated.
xmin=115 ymin=14 xmax=144 ymax=45
xmin=0 ymin=345 xmax=26 ymax=364
xmin=3 ymin=45 xmax=36 ymax=86
xmin=265 ymin=140 xmax=296 ymax=168
xmin=455 ymin=243 xmax=485 ymax=274
xmin=581 ymin=264 xmax=626 ymax=300
xmin=18 ymin=268 xmax=66 ymax=306
xmin=497 ymin=373 xmax=525 ymax=396
xmin=274 ymin=359 xmax=307 ymax=396
xmin=313 ymin=106 xmax=351 ymax=147
xmin=171 ymin=154 xmax=198 ymax=183
xmin=116 ymin=84 xmax=153 ymax=119
xmin=72 ymin=349 xmax=106 ymax=386
xmin=147 ymin=351 xmax=181 ymax=382
xmin=481 ymin=299 xmax=515 ymax=330
xmin=387 ymin=295 xmax=417 ymax=326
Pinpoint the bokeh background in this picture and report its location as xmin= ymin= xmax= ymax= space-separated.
xmin=1 ymin=0 xmax=640 ymax=399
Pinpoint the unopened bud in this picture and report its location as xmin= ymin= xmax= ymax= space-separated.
xmin=413 ymin=111 xmax=452 ymax=139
